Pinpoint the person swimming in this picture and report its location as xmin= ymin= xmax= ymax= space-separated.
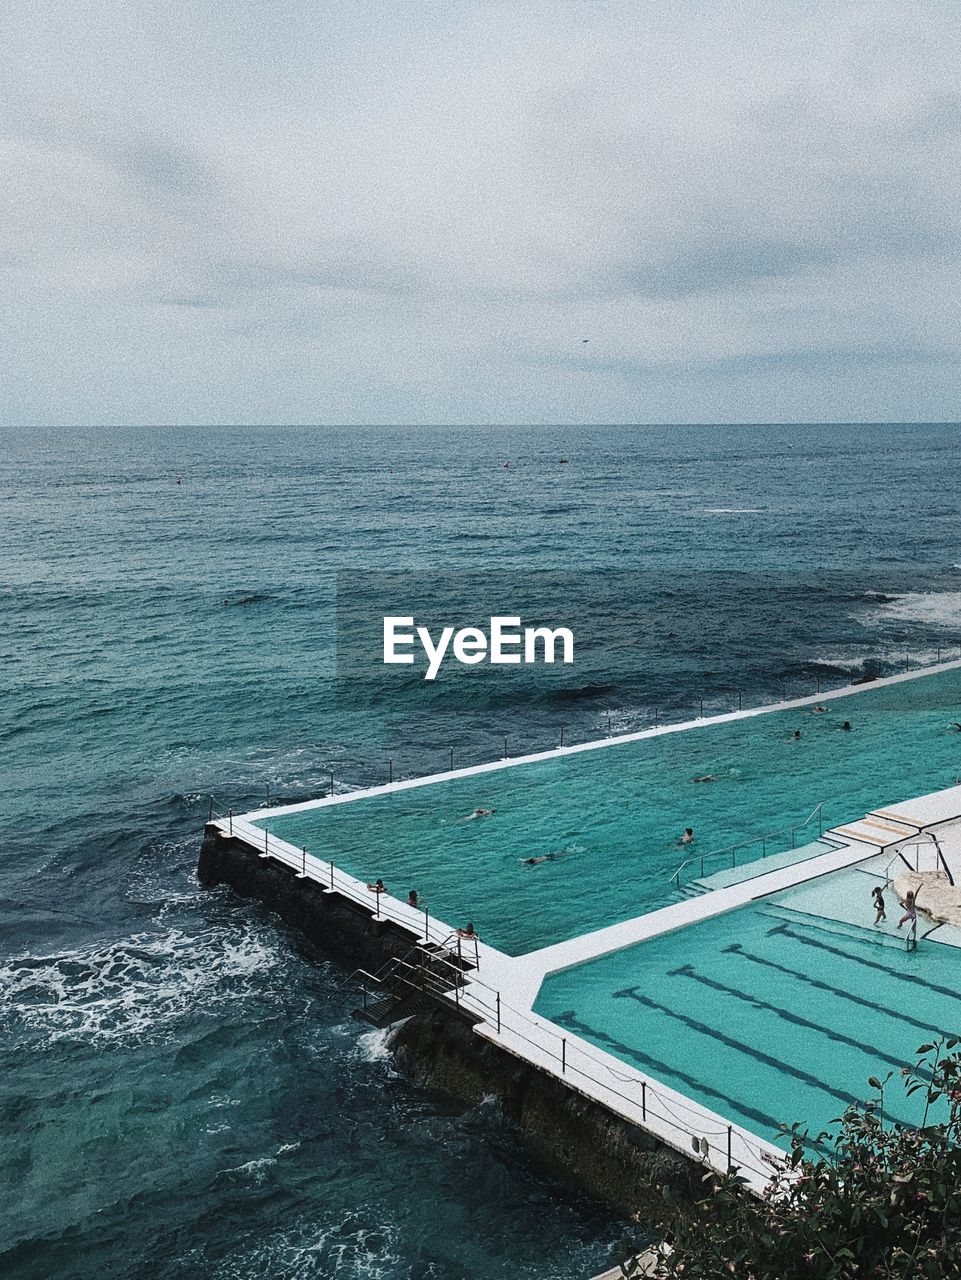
xmin=367 ymin=878 xmax=387 ymax=894
xmin=842 ymin=721 xmax=852 ymax=731
xmin=466 ymin=808 xmax=495 ymax=819
xmin=812 ymin=705 xmax=827 ymax=714
xmin=407 ymin=889 xmax=419 ymax=908
xmin=692 ymin=774 xmax=718 ymax=783
xmin=788 ymin=729 xmax=801 ymax=740
xmin=672 ymin=827 xmax=695 ymax=847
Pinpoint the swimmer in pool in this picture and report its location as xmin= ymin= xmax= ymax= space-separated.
xmin=673 ymin=827 xmax=694 ymax=846
xmin=812 ymin=705 xmax=827 ymax=714
xmin=788 ymin=729 xmax=802 ymax=740
xmin=842 ymin=721 xmax=852 ymax=731
xmin=523 ymin=853 xmax=557 ymax=866
xmin=466 ymin=808 xmax=495 ymax=819
xmin=692 ymin=774 xmax=718 ymax=783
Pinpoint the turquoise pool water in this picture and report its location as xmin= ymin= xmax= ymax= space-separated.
xmin=257 ymin=668 xmax=961 ymax=954
xmin=534 ymin=902 xmax=961 ymax=1146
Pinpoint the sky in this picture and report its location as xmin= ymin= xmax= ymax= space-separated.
xmin=2 ymin=1 xmax=960 ymax=426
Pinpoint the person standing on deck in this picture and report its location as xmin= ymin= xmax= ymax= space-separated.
xmin=872 ymin=885 xmax=886 ymax=924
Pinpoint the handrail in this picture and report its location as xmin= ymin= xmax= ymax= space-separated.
xmin=884 ymin=832 xmax=956 ymax=889
xmin=365 ymin=947 xmax=787 ymax=1185
xmin=210 ymin=809 xmax=789 ymax=1188
xmin=670 ymin=801 xmax=828 ymax=888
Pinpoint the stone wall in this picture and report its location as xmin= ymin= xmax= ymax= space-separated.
xmin=198 ymin=823 xmax=701 ymax=1219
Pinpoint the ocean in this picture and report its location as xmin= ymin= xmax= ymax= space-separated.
xmin=3 ymin=422 xmax=961 ymax=1279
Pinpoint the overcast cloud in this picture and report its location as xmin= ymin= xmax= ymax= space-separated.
xmin=2 ymin=1 xmax=959 ymax=425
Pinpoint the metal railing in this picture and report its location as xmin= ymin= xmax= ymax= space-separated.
xmin=670 ymin=801 xmax=828 ymax=888
xmin=229 ymin=647 xmax=961 ymax=810
xmin=885 ymin=832 xmax=955 ymax=888
xmin=208 ymin=808 xmax=801 ymax=1189
xmin=348 ymin=945 xmax=787 ymax=1188
xmin=207 ymin=806 xmax=480 ymax=963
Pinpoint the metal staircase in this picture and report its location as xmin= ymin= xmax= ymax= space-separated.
xmin=348 ymin=934 xmax=478 ymax=1028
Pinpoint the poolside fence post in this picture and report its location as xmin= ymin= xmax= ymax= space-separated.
xmin=654 ymin=706 xmax=658 ymax=726
xmin=330 ymin=861 xmax=334 ymax=890
xmin=450 ymin=747 xmax=455 ymax=771
xmin=228 ymin=809 xmax=233 ymax=836
xmin=737 ymin=690 xmax=742 ymax=711
xmin=781 ymin=678 xmax=786 ymax=701
xmin=641 ymin=1081 xmax=647 ymax=1119
xmin=905 ymin=649 xmax=909 ymax=672
xmin=699 ymin=698 xmax=703 ymax=718
xmin=816 ymin=675 xmax=820 ymax=694
xmin=561 ymin=1038 xmax=566 ymax=1073
xmin=938 ymin=646 xmax=942 ymax=663
xmin=496 ymin=992 xmax=501 ymax=1034
xmin=302 ymin=847 xmax=307 ymax=876
xmin=727 ymin=1125 xmax=733 ymax=1171
xmin=560 ymin=724 xmax=565 ymax=747
xmin=424 ymin=906 xmax=429 ymax=939
xmin=607 ymin=713 xmax=612 ymax=736
xmin=330 ymin=771 xmax=334 ymax=796
xmin=207 ymin=796 xmax=213 ymax=822
xmin=389 ymin=759 xmax=393 ymax=784
xmin=265 ymin=827 xmax=268 ymax=856
xmin=503 ymin=736 xmax=508 ymax=759
xmin=266 ymin=783 xmax=270 ymax=808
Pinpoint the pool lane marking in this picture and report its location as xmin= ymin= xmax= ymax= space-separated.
xmin=655 ymin=968 xmax=929 ymax=1078
xmin=620 ymin=992 xmax=880 ymax=1114
xmin=550 ymin=1009 xmax=795 ymax=1142
xmin=722 ymin=944 xmax=951 ymax=1039
xmin=771 ymin=922 xmax=961 ymax=1007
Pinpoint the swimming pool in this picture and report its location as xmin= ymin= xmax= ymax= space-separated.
xmin=533 ymin=900 xmax=961 ymax=1146
xmin=255 ymin=666 xmax=961 ymax=954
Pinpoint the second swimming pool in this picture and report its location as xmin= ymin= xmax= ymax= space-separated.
xmin=534 ymin=900 xmax=961 ymax=1146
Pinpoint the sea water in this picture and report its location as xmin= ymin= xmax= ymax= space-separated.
xmin=4 ymin=422 xmax=961 ymax=1278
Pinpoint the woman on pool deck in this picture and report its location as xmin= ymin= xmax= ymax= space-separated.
xmin=898 ymin=890 xmax=918 ymax=930
xmin=872 ymin=885 xmax=886 ymax=924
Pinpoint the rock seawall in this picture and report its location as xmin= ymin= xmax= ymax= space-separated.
xmin=198 ymin=823 xmax=701 ymax=1218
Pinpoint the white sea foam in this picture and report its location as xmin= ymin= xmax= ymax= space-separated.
xmin=353 ymin=1027 xmax=395 ymax=1064
xmin=702 ymin=507 xmax=763 ymax=514
xmin=0 ymin=924 xmax=284 ymax=1045
xmin=868 ymin=591 xmax=961 ymax=630
xmin=224 ymin=1155 xmax=277 ymax=1183
xmin=213 ymin=1215 xmax=406 ymax=1280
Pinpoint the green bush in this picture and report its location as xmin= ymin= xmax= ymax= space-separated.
xmin=624 ymin=1039 xmax=961 ymax=1279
